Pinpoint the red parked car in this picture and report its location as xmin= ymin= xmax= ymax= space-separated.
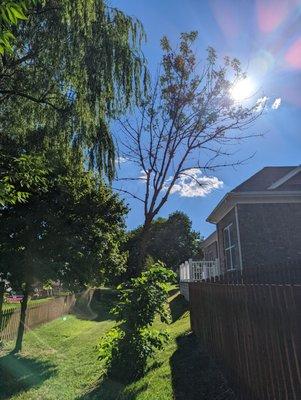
xmin=6 ymin=293 xmax=24 ymax=303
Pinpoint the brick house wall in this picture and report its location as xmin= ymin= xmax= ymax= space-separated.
xmin=217 ymin=208 xmax=241 ymax=273
xmin=203 ymin=241 xmax=219 ymax=261
xmin=237 ymin=203 xmax=301 ymax=267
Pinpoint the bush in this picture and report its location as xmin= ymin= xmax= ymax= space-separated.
xmin=98 ymin=262 xmax=176 ymax=382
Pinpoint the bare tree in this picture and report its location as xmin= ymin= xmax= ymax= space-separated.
xmin=116 ymin=31 xmax=266 ymax=273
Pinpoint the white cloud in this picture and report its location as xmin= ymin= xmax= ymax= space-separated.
xmin=115 ymin=156 xmax=128 ymax=165
xmin=165 ymin=168 xmax=223 ymax=198
xmin=255 ymin=96 xmax=268 ymax=112
xmin=272 ymin=98 xmax=281 ymax=110
xmin=139 ymin=170 xmax=147 ymax=180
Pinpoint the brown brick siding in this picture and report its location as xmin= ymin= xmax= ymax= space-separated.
xmin=237 ymin=203 xmax=301 ymax=267
xmin=203 ymin=241 xmax=219 ymax=261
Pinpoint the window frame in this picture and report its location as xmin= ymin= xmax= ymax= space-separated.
xmin=223 ymin=223 xmax=236 ymax=271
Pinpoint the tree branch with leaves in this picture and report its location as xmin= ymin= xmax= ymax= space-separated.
xmin=0 ymin=1 xmax=39 ymax=55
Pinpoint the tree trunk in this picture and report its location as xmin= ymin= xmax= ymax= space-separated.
xmin=0 ymin=281 xmax=4 ymax=331
xmin=136 ymin=221 xmax=152 ymax=275
xmin=13 ymin=283 xmax=29 ymax=353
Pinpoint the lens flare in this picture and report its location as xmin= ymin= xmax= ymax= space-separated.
xmin=285 ymin=37 xmax=301 ymax=70
xmin=230 ymin=78 xmax=255 ymax=102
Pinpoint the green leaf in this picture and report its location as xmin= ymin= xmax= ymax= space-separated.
xmin=6 ymin=7 xmax=17 ymax=24
xmin=11 ymin=6 xmax=28 ymax=21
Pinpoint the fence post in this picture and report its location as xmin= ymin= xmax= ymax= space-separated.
xmin=188 ymin=258 xmax=193 ymax=282
xmin=179 ymin=263 xmax=183 ymax=281
xmin=0 ymin=281 xmax=5 ymax=332
xmin=216 ymin=258 xmax=220 ymax=277
xmin=0 ymin=281 xmax=4 ymax=313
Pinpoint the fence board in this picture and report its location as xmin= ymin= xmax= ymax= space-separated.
xmin=0 ymin=295 xmax=75 ymax=342
xmin=189 ymin=282 xmax=301 ymax=400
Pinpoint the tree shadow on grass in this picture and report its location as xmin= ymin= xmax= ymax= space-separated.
xmin=169 ymin=293 xmax=189 ymax=323
xmin=0 ymin=354 xmax=56 ymax=400
xmin=90 ymin=288 xmax=119 ymax=322
xmin=77 ymin=377 xmax=148 ymax=400
xmin=73 ymin=301 xmax=114 ymax=323
xmin=73 ymin=288 xmax=119 ymax=322
xmin=170 ymin=332 xmax=237 ymax=400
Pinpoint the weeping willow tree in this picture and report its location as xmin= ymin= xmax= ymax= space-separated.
xmin=0 ymin=0 xmax=148 ymax=180
xmin=0 ymin=1 xmax=147 ymax=344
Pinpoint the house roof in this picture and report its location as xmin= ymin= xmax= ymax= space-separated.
xmin=232 ymin=166 xmax=298 ymax=192
xmin=207 ymin=166 xmax=301 ymax=224
xmin=202 ymin=231 xmax=218 ymax=249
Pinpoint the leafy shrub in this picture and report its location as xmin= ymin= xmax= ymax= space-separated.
xmin=98 ymin=262 xmax=176 ymax=382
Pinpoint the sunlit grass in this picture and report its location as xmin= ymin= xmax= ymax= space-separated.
xmin=0 ymin=288 xmax=235 ymax=400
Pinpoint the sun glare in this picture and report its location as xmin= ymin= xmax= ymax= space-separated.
xmin=230 ymin=77 xmax=255 ymax=102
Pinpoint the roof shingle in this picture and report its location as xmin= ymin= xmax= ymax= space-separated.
xmin=232 ymin=166 xmax=298 ymax=192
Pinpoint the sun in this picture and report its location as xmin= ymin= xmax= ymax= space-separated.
xmin=230 ymin=77 xmax=255 ymax=102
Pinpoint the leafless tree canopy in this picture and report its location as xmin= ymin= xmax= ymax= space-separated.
xmin=117 ymin=31 xmax=265 ymax=225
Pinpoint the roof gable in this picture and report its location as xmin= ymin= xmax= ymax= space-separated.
xmin=207 ymin=165 xmax=301 ymax=224
xmin=202 ymin=231 xmax=217 ymax=249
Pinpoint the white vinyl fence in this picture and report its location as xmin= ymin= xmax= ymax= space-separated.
xmin=179 ymin=258 xmax=220 ymax=300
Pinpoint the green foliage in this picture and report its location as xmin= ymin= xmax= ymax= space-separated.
xmin=0 ymin=0 xmax=147 ymax=293
xmin=99 ymin=326 xmax=169 ymax=381
xmin=0 ymin=1 xmax=38 ymax=54
xmin=0 ymin=0 xmax=148 ymax=180
xmin=42 ymin=279 xmax=52 ymax=291
xmin=0 ymin=0 xmax=146 ymax=353
xmin=98 ymin=263 xmax=176 ymax=382
xmin=0 ymin=149 xmax=128 ymax=292
xmin=113 ymin=263 xmax=176 ymax=326
xmin=0 ymin=153 xmax=48 ymax=206
xmin=98 ymin=327 xmax=124 ymax=366
xmin=145 ymin=255 xmax=155 ymax=270
xmin=125 ymin=212 xmax=203 ymax=278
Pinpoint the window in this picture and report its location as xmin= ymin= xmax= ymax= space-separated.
xmin=223 ymin=223 xmax=236 ymax=270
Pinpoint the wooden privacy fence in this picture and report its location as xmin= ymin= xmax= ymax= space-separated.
xmin=217 ymin=261 xmax=301 ymax=284
xmin=189 ymin=283 xmax=301 ymax=400
xmin=0 ymin=294 xmax=75 ymax=342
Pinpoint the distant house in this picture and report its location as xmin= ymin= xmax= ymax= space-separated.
xmin=203 ymin=166 xmax=301 ymax=273
xmin=32 ymin=280 xmax=63 ymax=298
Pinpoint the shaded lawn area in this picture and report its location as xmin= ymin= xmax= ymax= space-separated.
xmin=0 ymin=290 xmax=236 ymax=400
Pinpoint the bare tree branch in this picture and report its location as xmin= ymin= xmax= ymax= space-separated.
xmin=114 ymin=32 xmax=267 ymax=270
xmin=112 ymin=187 xmax=144 ymax=203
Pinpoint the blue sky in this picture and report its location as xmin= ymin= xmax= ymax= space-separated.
xmin=111 ymin=0 xmax=301 ymax=237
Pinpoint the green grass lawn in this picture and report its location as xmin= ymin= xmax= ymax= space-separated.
xmin=0 ymin=289 xmax=236 ymax=400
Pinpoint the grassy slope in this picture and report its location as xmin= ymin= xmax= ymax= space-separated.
xmin=0 ymin=290 xmax=236 ymax=400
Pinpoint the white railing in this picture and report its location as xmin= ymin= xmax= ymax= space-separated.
xmin=179 ymin=258 xmax=220 ymax=282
